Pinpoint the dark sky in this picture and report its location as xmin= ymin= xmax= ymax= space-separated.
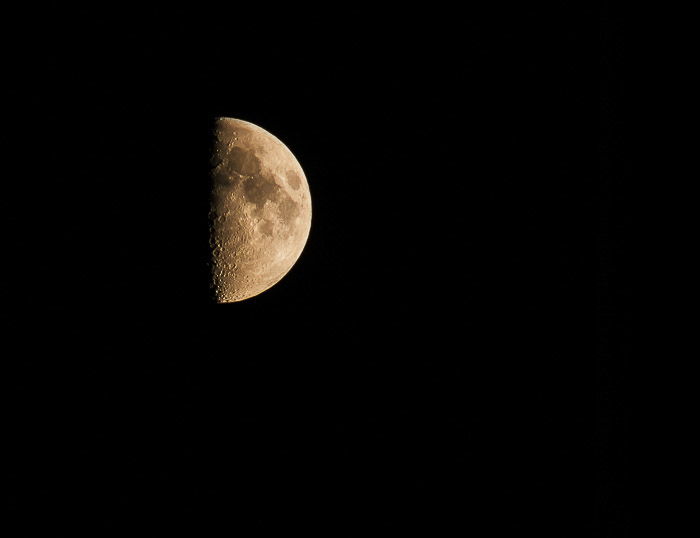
xmin=3 ymin=6 xmax=623 ymax=535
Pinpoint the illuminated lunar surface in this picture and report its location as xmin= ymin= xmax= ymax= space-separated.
xmin=209 ymin=118 xmax=311 ymax=302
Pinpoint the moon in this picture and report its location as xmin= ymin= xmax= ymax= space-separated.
xmin=209 ymin=117 xmax=312 ymax=302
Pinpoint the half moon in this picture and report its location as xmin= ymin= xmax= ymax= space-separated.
xmin=209 ymin=118 xmax=312 ymax=302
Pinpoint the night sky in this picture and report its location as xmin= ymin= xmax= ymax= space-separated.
xmin=3 ymin=6 xmax=623 ymax=535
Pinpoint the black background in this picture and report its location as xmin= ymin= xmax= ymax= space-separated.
xmin=3 ymin=5 xmax=623 ymax=535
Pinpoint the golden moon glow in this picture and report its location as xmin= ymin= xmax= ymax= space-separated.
xmin=209 ymin=118 xmax=312 ymax=302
